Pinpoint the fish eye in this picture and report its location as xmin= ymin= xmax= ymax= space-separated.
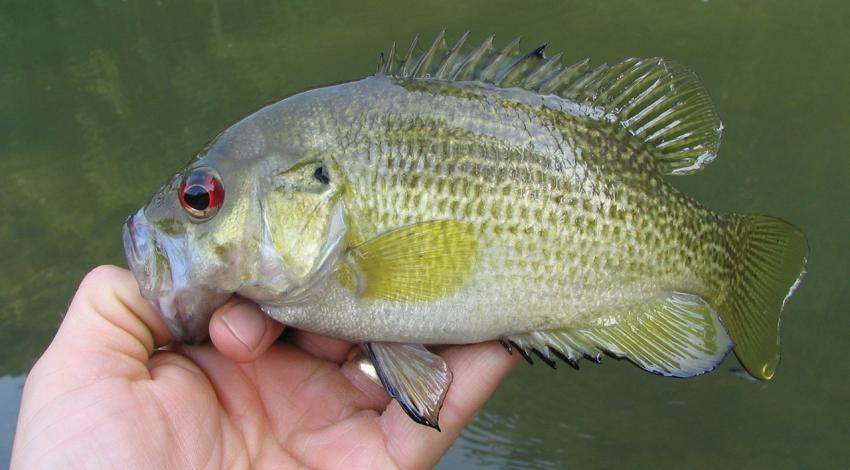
xmin=179 ymin=166 xmax=224 ymax=219
xmin=313 ymin=164 xmax=330 ymax=185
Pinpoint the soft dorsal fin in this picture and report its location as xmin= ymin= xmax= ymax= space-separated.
xmin=379 ymin=32 xmax=723 ymax=175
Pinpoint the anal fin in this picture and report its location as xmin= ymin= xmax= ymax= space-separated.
xmin=366 ymin=342 xmax=452 ymax=430
xmin=507 ymin=291 xmax=734 ymax=377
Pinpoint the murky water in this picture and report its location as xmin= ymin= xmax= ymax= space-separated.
xmin=2 ymin=1 xmax=848 ymax=467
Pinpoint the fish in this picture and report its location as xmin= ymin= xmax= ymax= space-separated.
xmin=123 ymin=31 xmax=808 ymax=429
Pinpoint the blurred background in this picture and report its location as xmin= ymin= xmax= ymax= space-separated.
xmin=1 ymin=1 xmax=848 ymax=467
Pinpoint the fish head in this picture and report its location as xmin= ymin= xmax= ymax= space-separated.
xmin=123 ymin=118 xmax=346 ymax=343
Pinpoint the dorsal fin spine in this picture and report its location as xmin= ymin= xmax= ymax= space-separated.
xmin=449 ymin=34 xmax=495 ymax=81
xmin=380 ymin=42 xmax=397 ymax=75
xmin=537 ymin=58 xmax=591 ymax=95
xmin=434 ymin=31 xmax=470 ymax=79
xmin=398 ymin=34 xmax=420 ymax=78
xmin=495 ymin=43 xmax=547 ymax=86
xmin=479 ymin=37 xmax=522 ymax=82
xmin=409 ymin=29 xmax=446 ymax=78
xmin=381 ymin=32 xmax=723 ymax=175
xmin=520 ymin=52 xmax=563 ymax=88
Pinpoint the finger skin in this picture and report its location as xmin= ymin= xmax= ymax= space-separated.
xmin=289 ymin=330 xmax=355 ymax=364
xmin=280 ymin=341 xmax=518 ymax=469
xmin=35 ymin=265 xmax=171 ymax=385
xmin=209 ymin=298 xmax=285 ymax=363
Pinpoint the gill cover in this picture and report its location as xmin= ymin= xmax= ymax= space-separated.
xmin=246 ymin=160 xmax=346 ymax=306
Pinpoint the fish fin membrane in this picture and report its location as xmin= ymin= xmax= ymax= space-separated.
xmin=366 ymin=342 xmax=451 ymax=429
xmin=506 ymin=291 xmax=734 ymax=377
xmin=715 ymin=215 xmax=807 ymax=380
xmin=380 ymin=32 xmax=723 ymax=175
xmin=338 ymin=220 xmax=478 ymax=303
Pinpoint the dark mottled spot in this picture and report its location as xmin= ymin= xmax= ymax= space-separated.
xmin=313 ymin=165 xmax=331 ymax=184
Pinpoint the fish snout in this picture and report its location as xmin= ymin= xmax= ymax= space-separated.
xmin=123 ymin=209 xmax=172 ymax=299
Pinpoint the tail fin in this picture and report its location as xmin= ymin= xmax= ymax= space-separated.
xmin=717 ymin=215 xmax=808 ymax=380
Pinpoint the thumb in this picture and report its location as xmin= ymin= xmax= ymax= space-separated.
xmin=208 ymin=297 xmax=285 ymax=363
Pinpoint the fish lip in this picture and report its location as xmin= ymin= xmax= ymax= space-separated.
xmin=122 ymin=212 xmax=144 ymax=278
xmin=122 ymin=209 xmax=171 ymax=299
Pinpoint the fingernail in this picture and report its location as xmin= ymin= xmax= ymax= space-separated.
xmin=221 ymin=303 xmax=267 ymax=351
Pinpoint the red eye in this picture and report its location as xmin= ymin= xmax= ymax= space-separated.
xmin=179 ymin=167 xmax=224 ymax=219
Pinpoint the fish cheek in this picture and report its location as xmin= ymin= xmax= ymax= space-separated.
xmin=166 ymin=192 xmax=255 ymax=293
xmin=264 ymin=189 xmax=335 ymax=283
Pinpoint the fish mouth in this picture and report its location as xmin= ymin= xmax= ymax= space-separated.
xmin=123 ymin=209 xmax=227 ymax=343
xmin=123 ymin=209 xmax=172 ymax=299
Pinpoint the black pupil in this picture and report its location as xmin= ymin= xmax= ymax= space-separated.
xmin=184 ymin=185 xmax=210 ymax=211
xmin=313 ymin=165 xmax=330 ymax=184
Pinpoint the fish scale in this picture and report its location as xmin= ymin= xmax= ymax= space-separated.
xmin=326 ymin=80 xmax=710 ymax=332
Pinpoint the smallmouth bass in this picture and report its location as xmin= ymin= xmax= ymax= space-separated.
xmin=123 ymin=32 xmax=807 ymax=428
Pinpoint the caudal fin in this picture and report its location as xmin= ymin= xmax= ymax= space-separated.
xmin=718 ymin=215 xmax=808 ymax=380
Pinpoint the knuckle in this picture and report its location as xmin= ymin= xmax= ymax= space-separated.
xmin=78 ymin=265 xmax=129 ymax=298
xmin=76 ymin=265 xmax=131 ymax=310
xmin=82 ymin=265 xmax=123 ymax=285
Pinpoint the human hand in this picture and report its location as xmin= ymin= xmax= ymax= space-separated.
xmin=11 ymin=266 xmax=518 ymax=469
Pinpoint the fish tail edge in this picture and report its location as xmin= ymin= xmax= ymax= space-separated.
xmin=717 ymin=214 xmax=808 ymax=380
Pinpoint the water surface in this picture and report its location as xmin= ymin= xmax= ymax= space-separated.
xmin=2 ymin=1 xmax=848 ymax=467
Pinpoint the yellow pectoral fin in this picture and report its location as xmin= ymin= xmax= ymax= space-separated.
xmin=338 ymin=220 xmax=478 ymax=303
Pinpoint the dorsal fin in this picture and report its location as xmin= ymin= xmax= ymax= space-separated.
xmin=379 ymin=32 xmax=724 ymax=175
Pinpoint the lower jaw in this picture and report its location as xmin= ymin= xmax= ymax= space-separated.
xmin=156 ymin=285 xmax=231 ymax=343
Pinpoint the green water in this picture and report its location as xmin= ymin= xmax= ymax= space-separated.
xmin=2 ymin=1 xmax=848 ymax=467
